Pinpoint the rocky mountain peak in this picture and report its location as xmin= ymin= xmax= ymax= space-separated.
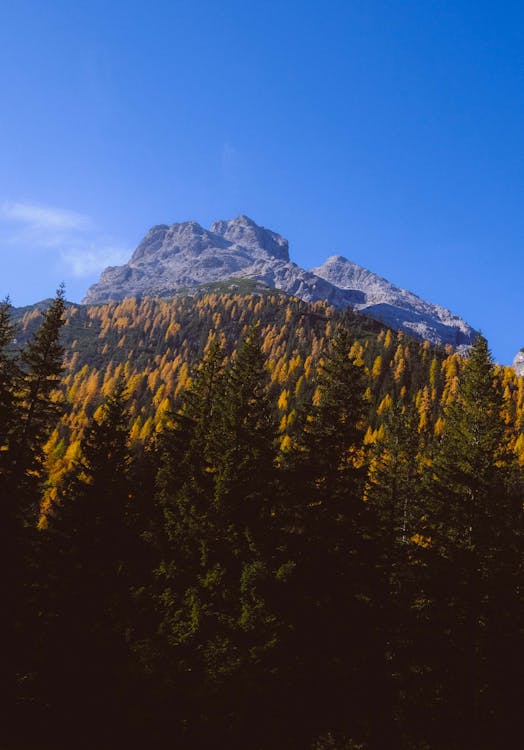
xmin=312 ymin=255 xmax=475 ymax=349
xmin=131 ymin=221 xmax=226 ymax=263
xmin=129 ymin=215 xmax=289 ymax=266
xmin=210 ymin=215 xmax=289 ymax=261
xmin=513 ymin=350 xmax=524 ymax=377
xmin=130 ymin=225 xmax=170 ymax=262
xmin=83 ymin=215 xmax=477 ymax=350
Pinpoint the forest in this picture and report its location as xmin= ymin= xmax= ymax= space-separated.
xmin=1 ymin=287 xmax=523 ymax=750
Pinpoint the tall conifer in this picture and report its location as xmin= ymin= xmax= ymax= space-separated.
xmin=425 ymin=334 xmax=522 ymax=747
xmin=40 ymin=379 xmax=138 ymax=745
xmin=0 ymin=298 xmax=19 ymax=471
xmin=154 ymin=328 xmax=286 ymax=745
xmin=279 ymin=326 xmax=374 ymax=745
xmin=11 ymin=287 xmax=66 ymax=498
xmin=1 ymin=289 xmax=65 ymax=744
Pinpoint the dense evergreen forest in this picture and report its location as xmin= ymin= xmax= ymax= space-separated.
xmin=1 ymin=288 xmax=523 ymax=749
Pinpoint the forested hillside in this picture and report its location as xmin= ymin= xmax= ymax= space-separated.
xmin=2 ymin=289 xmax=523 ymax=750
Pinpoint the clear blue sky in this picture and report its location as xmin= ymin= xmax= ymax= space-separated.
xmin=1 ymin=0 xmax=523 ymax=363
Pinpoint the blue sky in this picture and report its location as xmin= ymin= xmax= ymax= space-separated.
xmin=1 ymin=0 xmax=523 ymax=364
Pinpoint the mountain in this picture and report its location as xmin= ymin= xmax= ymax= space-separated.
xmin=513 ymin=350 xmax=524 ymax=376
xmin=83 ymin=215 xmax=476 ymax=349
xmin=312 ymin=255 xmax=474 ymax=349
xmin=83 ymin=216 xmax=361 ymax=310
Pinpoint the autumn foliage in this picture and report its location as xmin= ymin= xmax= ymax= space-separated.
xmin=2 ymin=289 xmax=523 ymax=750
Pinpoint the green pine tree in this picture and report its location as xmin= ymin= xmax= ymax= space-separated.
xmin=11 ymin=286 xmax=66 ymax=498
xmin=0 ymin=297 xmax=20 ymax=473
xmin=150 ymin=337 xmax=229 ymax=741
xmin=212 ymin=324 xmax=277 ymax=528
xmin=40 ymin=379 xmax=140 ymax=745
xmin=154 ymin=327 xmax=287 ymax=746
xmin=278 ymin=326 xmax=374 ymax=746
xmin=364 ymin=401 xmax=423 ymax=745
xmin=424 ymin=334 xmax=522 ymax=748
xmin=1 ymin=288 xmax=66 ymax=744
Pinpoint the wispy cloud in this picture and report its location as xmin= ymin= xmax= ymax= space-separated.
xmin=0 ymin=200 xmax=129 ymax=278
xmin=61 ymin=245 xmax=129 ymax=277
xmin=1 ymin=201 xmax=90 ymax=231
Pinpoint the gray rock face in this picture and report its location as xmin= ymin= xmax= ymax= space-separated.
xmin=513 ymin=350 xmax=524 ymax=376
xmin=83 ymin=215 xmax=359 ymax=308
xmin=312 ymin=255 xmax=475 ymax=350
xmin=83 ymin=215 xmax=477 ymax=348
xmin=210 ymin=215 xmax=290 ymax=261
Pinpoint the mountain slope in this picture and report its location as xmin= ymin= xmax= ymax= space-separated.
xmin=513 ymin=350 xmax=524 ymax=376
xmin=83 ymin=215 xmax=476 ymax=348
xmin=312 ymin=255 xmax=474 ymax=349
xmin=83 ymin=216 xmax=361 ymax=310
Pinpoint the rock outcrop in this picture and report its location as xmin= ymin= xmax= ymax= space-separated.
xmin=312 ymin=255 xmax=475 ymax=349
xmin=83 ymin=214 xmax=477 ymax=349
xmin=513 ymin=350 xmax=524 ymax=376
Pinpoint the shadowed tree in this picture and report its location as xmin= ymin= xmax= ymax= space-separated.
xmin=277 ymin=326 xmax=377 ymax=747
xmin=1 ymin=288 xmax=66 ymax=744
xmin=0 ymin=297 xmax=20 ymax=473
xmin=153 ymin=328 xmax=289 ymax=747
xmin=422 ymin=334 xmax=523 ymax=748
xmin=39 ymin=379 xmax=142 ymax=746
xmin=364 ymin=401 xmax=425 ymax=744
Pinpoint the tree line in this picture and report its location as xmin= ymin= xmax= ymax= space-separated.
xmin=1 ymin=290 xmax=522 ymax=750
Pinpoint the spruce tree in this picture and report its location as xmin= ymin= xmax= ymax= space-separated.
xmin=212 ymin=324 xmax=277 ymax=530
xmin=154 ymin=328 xmax=286 ymax=746
xmin=432 ymin=335 xmax=506 ymax=550
xmin=11 ymin=286 xmax=66 ymax=498
xmin=303 ymin=325 xmax=367 ymax=502
xmin=279 ymin=326 xmax=374 ymax=746
xmin=0 ymin=297 xmax=20 ymax=473
xmin=367 ymin=402 xmax=421 ymax=542
xmin=425 ymin=334 xmax=522 ymax=748
xmin=206 ymin=325 xmax=288 ymax=746
xmin=151 ymin=337 xmax=228 ymax=741
xmin=1 ymin=289 xmax=66 ymax=744
xmin=40 ymin=379 xmax=139 ymax=745
xmin=0 ymin=297 xmax=20 ymax=731
xmin=365 ymin=401 xmax=424 ymax=745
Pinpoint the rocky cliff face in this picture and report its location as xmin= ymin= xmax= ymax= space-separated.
xmin=83 ymin=214 xmax=477 ymax=349
xmin=83 ymin=215 xmax=361 ymax=309
xmin=312 ymin=255 xmax=475 ymax=349
xmin=513 ymin=350 xmax=524 ymax=376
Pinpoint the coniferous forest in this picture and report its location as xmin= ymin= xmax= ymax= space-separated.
xmin=1 ymin=288 xmax=523 ymax=750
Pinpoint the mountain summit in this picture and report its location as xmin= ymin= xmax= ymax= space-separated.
xmin=83 ymin=215 xmax=476 ymax=349
xmin=83 ymin=215 xmax=362 ymax=310
xmin=311 ymin=255 xmax=474 ymax=348
xmin=513 ymin=350 xmax=524 ymax=376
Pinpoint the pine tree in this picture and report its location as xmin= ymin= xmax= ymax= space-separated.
xmin=302 ymin=325 xmax=367 ymax=502
xmin=11 ymin=286 xmax=66 ymax=498
xmin=0 ymin=297 xmax=21 ymax=731
xmin=153 ymin=335 xmax=226 ymax=598
xmin=424 ymin=334 xmax=523 ymax=748
xmin=278 ymin=326 xmax=374 ymax=746
xmin=1 ymin=289 xmax=66 ymax=744
xmin=205 ymin=325 xmax=288 ymax=746
xmin=364 ymin=401 xmax=423 ymax=744
xmin=366 ymin=400 xmax=422 ymax=577
xmin=0 ymin=297 xmax=20 ymax=471
xmin=432 ymin=335 xmax=506 ymax=551
xmin=150 ymin=337 xmax=228 ymax=741
xmin=40 ymin=379 xmax=140 ymax=745
xmin=212 ymin=324 xmax=277 ymax=529
xmin=153 ymin=328 xmax=287 ymax=746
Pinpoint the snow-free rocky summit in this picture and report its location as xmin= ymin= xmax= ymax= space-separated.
xmin=84 ymin=215 xmax=476 ymax=350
